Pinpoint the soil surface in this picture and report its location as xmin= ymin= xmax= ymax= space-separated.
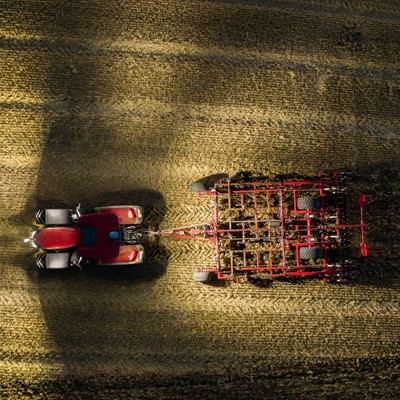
xmin=1 ymin=1 xmax=400 ymax=399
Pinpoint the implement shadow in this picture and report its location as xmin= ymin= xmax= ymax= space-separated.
xmin=348 ymin=163 xmax=400 ymax=289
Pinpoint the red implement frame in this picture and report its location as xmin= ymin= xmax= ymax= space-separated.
xmin=159 ymin=172 xmax=367 ymax=282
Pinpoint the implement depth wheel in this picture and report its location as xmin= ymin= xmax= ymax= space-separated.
xmin=297 ymin=196 xmax=320 ymax=210
xmin=268 ymin=220 xmax=281 ymax=228
xmin=299 ymin=246 xmax=322 ymax=259
xmin=193 ymin=271 xmax=212 ymax=282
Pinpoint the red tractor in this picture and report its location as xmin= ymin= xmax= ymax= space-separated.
xmin=155 ymin=172 xmax=367 ymax=284
xmin=25 ymin=205 xmax=145 ymax=269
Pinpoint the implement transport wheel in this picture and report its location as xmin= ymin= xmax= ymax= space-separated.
xmin=297 ymin=196 xmax=320 ymax=210
xmin=190 ymin=173 xmax=228 ymax=192
xmin=190 ymin=181 xmax=207 ymax=192
xmin=299 ymin=246 xmax=322 ymax=259
xmin=193 ymin=271 xmax=212 ymax=282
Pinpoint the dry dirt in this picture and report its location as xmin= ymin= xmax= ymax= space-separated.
xmin=1 ymin=1 xmax=400 ymax=399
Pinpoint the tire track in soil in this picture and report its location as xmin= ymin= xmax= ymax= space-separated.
xmin=1 ymin=34 xmax=400 ymax=77
xmin=2 ymin=0 xmax=400 ymax=62
xmin=1 ymin=50 xmax=399 ymax=132
xmin=191 ymin=0 xmax=400 ymax=21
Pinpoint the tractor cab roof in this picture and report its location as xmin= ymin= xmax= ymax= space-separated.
xmin=78 ymin=213 xmax=120 ymax=259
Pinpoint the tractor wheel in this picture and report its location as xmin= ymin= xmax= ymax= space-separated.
xmin=190 ymin=181 xmax=207 ymax=192
xmin=297 ymin=196 xmax=320 ymax=210
xmin=190 ymin=173 xmax=228 ymax=192
xmin=36 ymin=209 xmax=72 ymax=225
xmin=193 ymin=271 xmax=212 ymax=282
xmin=299 ymin=246 xmax=322 ymax=259
xmin=36 ymin=252 xmax=74 ymax=269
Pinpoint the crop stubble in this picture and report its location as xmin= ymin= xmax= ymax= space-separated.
xmin=0 ymin=0 xmax=399 ymax=398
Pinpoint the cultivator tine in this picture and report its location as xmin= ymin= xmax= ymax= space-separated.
xmin=357 ymin=194 xmax=366 ymax=204
xmin=360 ymin=243 xmax=368 ymax=257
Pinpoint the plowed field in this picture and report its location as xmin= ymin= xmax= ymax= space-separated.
xmin=1 ymin=1 xmax=400 ymax=399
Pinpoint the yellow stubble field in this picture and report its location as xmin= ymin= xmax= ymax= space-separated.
xmin=0 ymin=1 xmax=399 ymax=398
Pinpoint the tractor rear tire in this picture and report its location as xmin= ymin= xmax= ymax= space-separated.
xmin=299 ymin=246 xmax=322 ymax=259
xmin=193 ymin=271 xmax=212 ymax=282
xmin=297 ymin=196 xmax=320 ymax=210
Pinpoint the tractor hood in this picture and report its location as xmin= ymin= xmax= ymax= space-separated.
xmin=35 ymin=227 xmax=79 ymax=250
